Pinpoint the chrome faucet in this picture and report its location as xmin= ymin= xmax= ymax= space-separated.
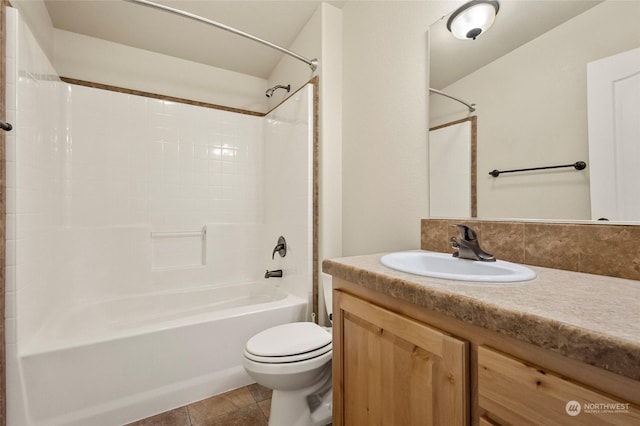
xmin=450 ymin=224 xmax=495 ymax=262
xmin=264 ymin=269 xmax=283 ymax=279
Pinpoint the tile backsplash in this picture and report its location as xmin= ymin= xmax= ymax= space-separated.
xmin=421 ymin=219 xmax=640 ymax=281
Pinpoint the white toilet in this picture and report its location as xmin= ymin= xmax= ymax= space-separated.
xmin=243 ymin=275 xmax=333 ymax=426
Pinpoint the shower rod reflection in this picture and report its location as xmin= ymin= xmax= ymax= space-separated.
xmin=125 ymin=0 xmax=318 ymax=72
xmin=429 ymin=88 xmax=476 ymax=112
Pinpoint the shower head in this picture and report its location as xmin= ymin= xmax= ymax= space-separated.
xmin=265 ymin=84 xmax=291 ymax=98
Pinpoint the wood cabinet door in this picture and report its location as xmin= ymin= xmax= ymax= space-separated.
xmin=478 ymin=346 xmax=640 ymax=425
xmin=333 ymin=291 xmax=468 ymax=426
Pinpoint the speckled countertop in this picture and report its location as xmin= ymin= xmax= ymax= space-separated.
xmin=322 ymin=251 xmax=640 ymax=382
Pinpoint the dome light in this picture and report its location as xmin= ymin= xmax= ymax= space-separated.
xmin=447 ymin=0 xmax=500 ymax=40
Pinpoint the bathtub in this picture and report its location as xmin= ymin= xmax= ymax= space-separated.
xmin=18 ymin=283 xmax=308 ymax=426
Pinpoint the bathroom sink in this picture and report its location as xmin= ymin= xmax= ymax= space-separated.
xmin=380 ymin=251 xmax=536 ymax=283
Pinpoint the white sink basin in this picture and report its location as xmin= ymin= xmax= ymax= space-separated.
xmin=380 ymin=251 xmax=536 ymax=283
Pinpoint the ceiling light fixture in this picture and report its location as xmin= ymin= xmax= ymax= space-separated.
xmin=446 ymin=0 xmax=500 ymax=40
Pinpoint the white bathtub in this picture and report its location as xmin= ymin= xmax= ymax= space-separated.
xmin=18 ymin=283 xmax=308 ymax=426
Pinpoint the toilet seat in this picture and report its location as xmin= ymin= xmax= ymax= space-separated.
xmin=245 ymin=342 xmax=332 ymax=363
xmin=244 ymin=322 xmax=332 ymax=364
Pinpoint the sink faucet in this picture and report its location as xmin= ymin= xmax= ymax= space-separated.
xmin=450 ymin=224 xmax=495 ymax=262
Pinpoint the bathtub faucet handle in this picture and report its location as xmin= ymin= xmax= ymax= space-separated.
xmin=265 ymin=269 xmax=283 ymax=279
xmin=272 ymin=236 xmax=287 ymax=260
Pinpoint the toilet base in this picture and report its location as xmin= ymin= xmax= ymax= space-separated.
xmin=308 ymin=387 xmax=332 ymax=426
xmin=268 ymin=367 xmax=332 ymax=426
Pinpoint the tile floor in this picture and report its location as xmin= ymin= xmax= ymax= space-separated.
xmin=125 ymin=384 xmax=272 ymax=426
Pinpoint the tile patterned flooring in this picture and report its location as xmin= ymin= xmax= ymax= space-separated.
xmin=126 ymin=384 xmax=272 ymax=426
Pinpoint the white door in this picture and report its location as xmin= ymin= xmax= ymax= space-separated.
xmin=429 ymin=120 xmax=472 ymax=218
xmin=587 ymin=47 xmax=640 ymax=221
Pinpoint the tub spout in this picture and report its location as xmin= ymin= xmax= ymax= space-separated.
xmin=265 ymin=269 xmax=283 ymax=279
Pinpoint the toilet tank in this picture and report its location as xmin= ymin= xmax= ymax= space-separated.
xmin=321 ymin=273 xmax=333 ymax=323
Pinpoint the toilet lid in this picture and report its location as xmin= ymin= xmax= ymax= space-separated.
xmin=245 ymin=322 xmax=332 ymax=357
xmin=244 ymin=342 xmax=332 ymax=364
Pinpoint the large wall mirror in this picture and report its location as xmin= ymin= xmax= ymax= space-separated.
xmin=428 ymin=0 xmax=640 ymax=222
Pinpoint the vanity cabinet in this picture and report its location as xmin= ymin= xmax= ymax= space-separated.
xmin=332 ymin=290 xmax=468 ymax=426
xmin=478 ymin=346 xmax=640 ymax=425
xmin=331 ymin=279 xmax=640 ymax=426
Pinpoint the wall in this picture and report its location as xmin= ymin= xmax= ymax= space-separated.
xmin=0 ymin=3 xmax=6 ymax=423
xmin=6 ymin=1 xmax=68 ymax=367
xmin=5 ymin=7 xmax=66 ymax=424
xmin=341 ymin=1 xmax=451 ymax=255
xmin=317 ymin=3 xmax=343 ymax=322
xmin=265 ymin=4 xmax=321 ymax=109
xmin=53 ymin=29 xmax=269 ymax=112
xmin=261 ymin=86 xmax=314 ymax=302
xmin=430 ymin=1 xmax=640 ymax=220
xmin=6 ymin=0 xmax=53 ymax=60
xmin=11 ymin=0 xmax=271 ymax=111
xmin=60 ymin=85 xmax=266 ymax=302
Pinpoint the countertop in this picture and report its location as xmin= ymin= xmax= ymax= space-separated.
xmin=322 ymin=251 xmax=640 ymax=381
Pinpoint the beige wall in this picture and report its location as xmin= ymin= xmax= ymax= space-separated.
xmin=430 ymin=0 xmax=640 ymax=221
xmin=341 ymin=1 xmax=452 ymax=255
xmin=317 ymin=4 xmax=343 ymax=264
xmin=9 ymin=0 xmax=53 ymax=60
xmin=265 ymin=4 xmax=322 ymax=109
xmin=53 ymin=29 xmax=270 ymax=111
xmin=12 ymin=0 xmax=271 ymax=110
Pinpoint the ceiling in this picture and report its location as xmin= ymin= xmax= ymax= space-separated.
xmin=43 ymin=0 xmax=603 ymax=84
xmin=44 ymin=0 xmax=345 ymax=79
xmin=429 ymin=0 xmax=603 ymax=89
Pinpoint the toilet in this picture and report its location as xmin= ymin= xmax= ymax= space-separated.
xmin=243 ymin=275 xmax=333 ymax=426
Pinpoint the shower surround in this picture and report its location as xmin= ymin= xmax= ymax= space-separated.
xmin=5 ymin=8 xmax=313 ymax=425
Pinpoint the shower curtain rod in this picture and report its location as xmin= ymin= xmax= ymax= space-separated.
xmin=429 ymin=88 xmax=476 ymax=112
xmin=125 ymin=0 xmax=318 ymax=72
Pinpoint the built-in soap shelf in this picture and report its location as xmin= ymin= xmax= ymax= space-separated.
xmin=151 ymin=226 xmax=207 ymax=271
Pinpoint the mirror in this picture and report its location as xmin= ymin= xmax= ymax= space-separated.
xmin=429 ymin=0 xmax=640 ymax=222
